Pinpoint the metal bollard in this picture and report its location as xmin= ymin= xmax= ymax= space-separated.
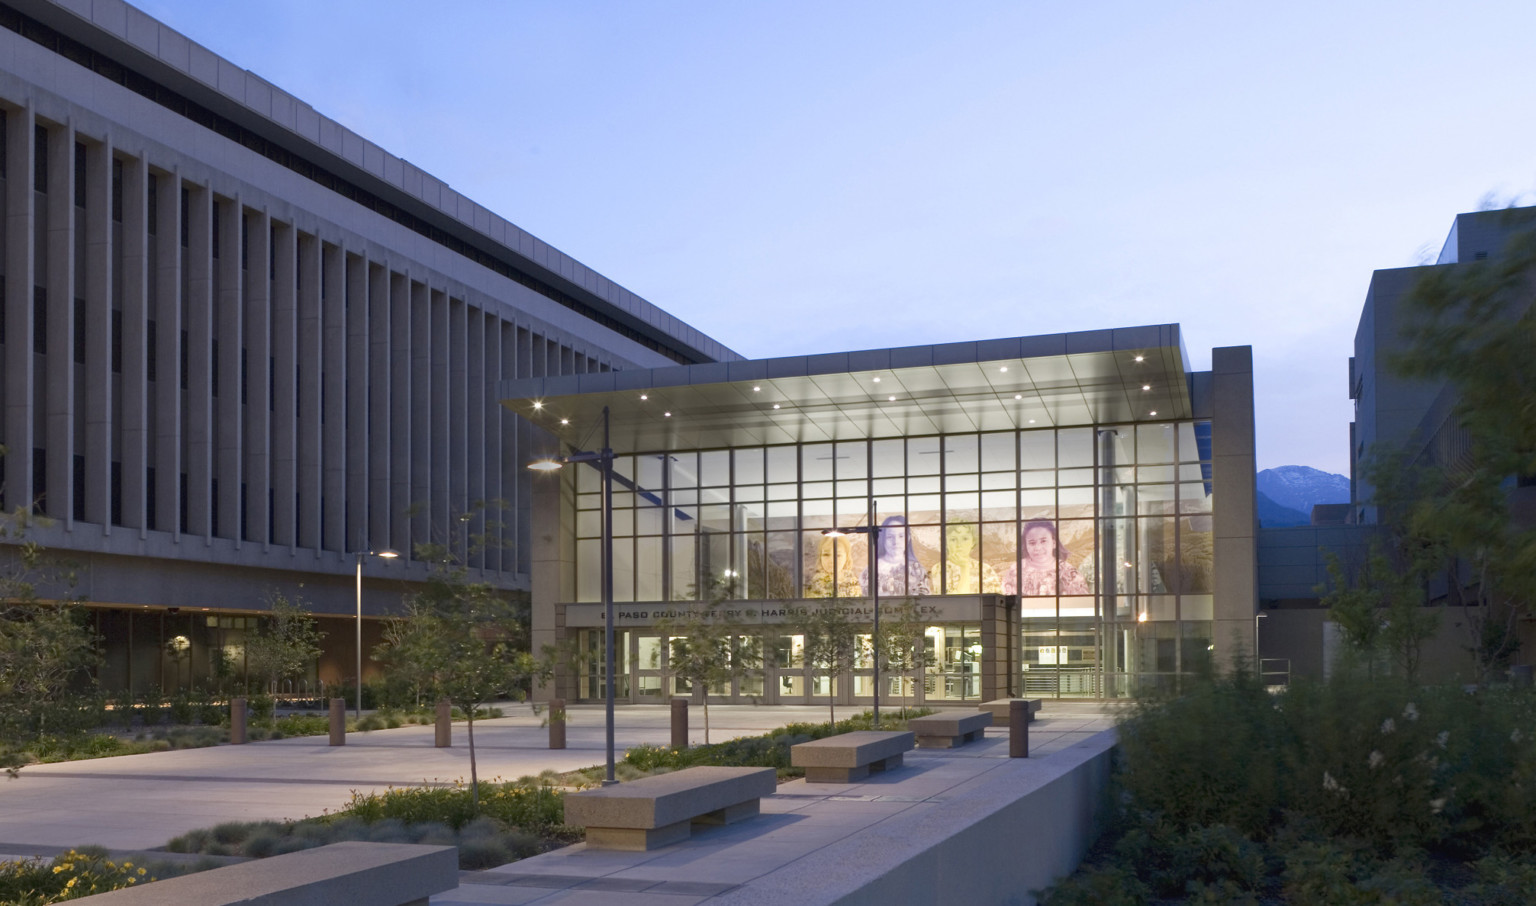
xmin=1009 ymin=700 xmax=1029 ymax=758
xmin=435 ymin=699 xmax=452 ymax=747
xmin=329 ymin=697 xmax=346 ymax=746
xmin=549 ymin=698 xmax=566 ymax=750
xmin=230 ymin=697 xmax=247 ymax=745
xmin=671 ymin=698 xmax=689 ymax=750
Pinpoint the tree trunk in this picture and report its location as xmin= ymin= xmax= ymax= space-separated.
xmin=467 ymin=712 xmax=480 ymax=813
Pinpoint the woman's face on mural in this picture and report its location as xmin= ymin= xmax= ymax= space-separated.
xmin=947 ymin=524 xmax=975 ymax=557
xmin=882 ymin=524 xmax=907 ymax=560
xmin=818 ymin=538 xmax=838 ymax=573
xmin=1024 ymin=525 xmax=1056 ymax=567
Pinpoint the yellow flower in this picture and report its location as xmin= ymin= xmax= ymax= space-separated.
xmin=53 ymin=865 xmax=64 ymax=874
xmin=138 ymin=867 xmax=147 ymax=875
xmin=66 ymin=877 xmax=77 ymax=888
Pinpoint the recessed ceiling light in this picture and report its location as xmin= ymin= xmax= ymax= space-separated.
xmin=999 ymin=366 xmax=1008 ymax=372
xmin=640 ymin=393 xmax=648 ymax=400
xmin=1149 ymin=410 xmax=1157 ymax=416
xmin=664 ymin=411 xmax=672 ymax=417
xmin=1014 ymin=394 xmax=1022 ymax=400
xmin=873 ymin=376 xmax=881 ymax=383
xmin=1141 ymin=385 xmax=1150 ymax=391
xmin=560 ymin=418 xmax=569 ymax=425
xmin=1134 ymin=355 xmax=1145 ymax=363
xmin=773 ymin=403 xmax=781 ymax=410
xmin=752 ymin=386 xmax=760 ymax=392
xmin=887 ymin=395 xmax=896 ymax=401
xmin=533 ymin=401 xmax=542 ymax=410
xmin=1028 ymin=419 xmax=1036 ymax=424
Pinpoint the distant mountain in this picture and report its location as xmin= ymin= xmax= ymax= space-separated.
xmin=1257 ymin=490 xmax=1310 ymax=527
xmin=1256 ymin=466 xmax=1349 ymax=526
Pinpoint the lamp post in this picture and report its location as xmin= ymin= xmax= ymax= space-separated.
xmin=1254 ymin=611 xmax=1268 ymax=675
xmin=355 ymin=547 xmax=399 ymax=718
xmin=529 ymin=405 xmax=617 ymax=785
xmin=824 ymin=500 xmax=882 ymax=728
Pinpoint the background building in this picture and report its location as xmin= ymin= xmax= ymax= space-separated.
xmin=506 ymin=326 xmax=1260 ymax=703
xmin=0 ymin=0 xmax=735 ymax=694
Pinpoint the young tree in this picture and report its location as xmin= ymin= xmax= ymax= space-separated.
xmin=374 ymin=545 xmax=533 ymax=812
xmin=873 ymin=597 xmax=933 ymax=718
xmin=0 ymin=506 xmax=97 ymax=747
xmin=656 ymin=583 xmax=761 ymax=744
xmin=244 ymin=591 xmax=325 ymax=713
xmin=1382 ymin=223 xmax=1536 ymax=678
xmin=800 ymin=604 xmax=858 ymax=725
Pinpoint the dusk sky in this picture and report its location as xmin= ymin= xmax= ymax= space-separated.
xmin=139 ymin=0 xmax=1536 ymax=476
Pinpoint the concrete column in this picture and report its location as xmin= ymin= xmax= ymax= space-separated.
xmin=214 ymin=194 xmax=242 ymax=541
xmin=409 ymin=281 xmax=431 ymax=551
xmin=242 ymin=210 xmax=271 ymax=545
xmin=230 ymin=697 xmax=247 ymax=744
xmin=388 ymin=271 xmax=411 ymax=554
xmin=83 ymin=135 xmax=113 ymax=528
xmin=183 ymin=181 xmax=213 ymax=538
xmin=296 ymin=231 xmax=322 ymax=550
xmin=1210 ymin=345 xmax=1258 ymax=671
xmin=119 ymin=152 xmax=148 ymax=532
xmin=1009 ymin=700 xmax=1029 ymax=758
xmin=320 ymin=242 xmax=345 ymax=553
xmin=366 ymin=263 xmax=391 ymax=548
xmin=344 ymin=253 xmax=369 ymax=550
xmin=43 ymin=120 xmax=75 ymax=524
xmin=151 ymin=169 xmax=181 ymax=534
xmin=270 ymin=221 xmax=297 ymax=547
xmin=2 ymin=104 xmax=35 ymax=511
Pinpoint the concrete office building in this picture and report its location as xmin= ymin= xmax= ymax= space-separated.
xmin=1256 ymin=205 xmax=1536 ymax=681
xmin=0 ymin=0 xmax=735 ymax=694
xmin=507 ymin=327 xmax=1259 ymax=704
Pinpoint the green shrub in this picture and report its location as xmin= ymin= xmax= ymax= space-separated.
xmin=0 ymin=848 xmax=166 ymax=902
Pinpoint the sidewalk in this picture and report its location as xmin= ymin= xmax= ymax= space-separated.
xmin=0 ymin=701 xmax=1120 ymax=903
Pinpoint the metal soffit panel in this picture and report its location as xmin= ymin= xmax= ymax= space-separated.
xmin=503 ymin=331 xmax=1193 ymax=454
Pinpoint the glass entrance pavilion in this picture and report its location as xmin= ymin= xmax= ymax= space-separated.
xmin=503 ymin=325 xmax=1257 ymax=705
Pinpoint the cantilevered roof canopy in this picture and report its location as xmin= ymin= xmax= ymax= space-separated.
xmin=500 ymin=325 xmax=1193 ymax=454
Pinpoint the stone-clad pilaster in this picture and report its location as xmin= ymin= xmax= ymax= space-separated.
xmin=409 ymin=282 xmax=431 ymax=549
xmin=366 ymin=262 xmax=391 ymax=549
xmin=388 ymin=270 xmax=411 ymax=554
xmin=44 ymin=120 xmax=75 ymax=524
xmin=343 ymin=252 xmax=369 ymax=551
xmin=296 ymin=230 xmax=322 ymax=551
xmin=83 ymin=136 xmax=113 ymax=528
xmin=1210 ymin=345 xmax=1258 ymax=669
xmin=214 ymin=194 xmax=242 ymax=542
xmin=119 ymin=152 xmax=148 ymax=532
xmin=183 ymin=181 xmax=213 ymax=538
xmin=152 ymin=169 xmax=181 ymax=535
xmin=242 ymin=210 xmax=271 ymax=545
xmin=2 ymin=103 xmax=35 ymax=511
xmin=270 ymin=220 xmax=297 ymax=547
xmin=321 ymin=241 xmax=346 ymax=554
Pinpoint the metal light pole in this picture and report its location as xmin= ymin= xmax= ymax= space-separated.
xmin=529 ymin=405 xmax=617 ymax=785
xmin=355 ymin=546 xmax=399 ymax=718
xmin=823 ymin=500 xmax=882 ymax=728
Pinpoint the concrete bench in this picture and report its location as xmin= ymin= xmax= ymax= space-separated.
xmin=76 ymin=842 xmax=456 ymax=905
xmin=908 ymin=711 xmax=992 ymax=748
xmin=980 ymin=698 xmax=1043 ymax=722
xmin=563 ymin=765 xmax=777 ymax=851
xmin=791 ymin=730 xmax=915 ymax=782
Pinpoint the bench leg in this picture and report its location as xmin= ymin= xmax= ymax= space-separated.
xmin=871 ymin=753 xmax=904 ymax=772
xmin=694 ymin=799 xmax=760 ymax=826
xmin=805 ymin=765 xmax=869 ymax=783
xmin=585 ymin=820 xmax=692 ymax=851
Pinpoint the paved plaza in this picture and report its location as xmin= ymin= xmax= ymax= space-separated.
xmin=0 ymin=702 xmax=1119 ymax=904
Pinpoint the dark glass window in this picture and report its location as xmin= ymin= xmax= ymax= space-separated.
xmin=32 ymin=286 xmax=45 ymax=354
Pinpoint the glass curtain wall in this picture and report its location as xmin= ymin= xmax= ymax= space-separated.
xmin=570 ymin=421 xmax=1214 ymax=698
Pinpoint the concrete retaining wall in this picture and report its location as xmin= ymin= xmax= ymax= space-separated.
xmin=719 ymin=730 xmax=1117 ymax=906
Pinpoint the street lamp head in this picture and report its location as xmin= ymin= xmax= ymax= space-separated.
xmin=376 ymin=549 xmax=400 ymax=559
xmin=527 ymin=458 xmax=564 ymax=472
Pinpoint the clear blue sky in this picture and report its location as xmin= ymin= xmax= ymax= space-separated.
xmin=138 ymin=0 xmax=1536 ymax=476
